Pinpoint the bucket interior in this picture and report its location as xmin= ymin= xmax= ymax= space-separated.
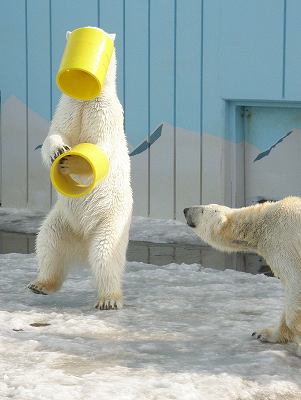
xmin=57 ymin=69 xmax=101 ymax=100
xmin=52 ymin=155 xmax=95 ymax=197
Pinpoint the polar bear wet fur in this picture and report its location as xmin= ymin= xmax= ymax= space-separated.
xmin=184 ymin=197 xmax=301 ymax=351
xmin=28 ymin=33 xmax=133 ymax=310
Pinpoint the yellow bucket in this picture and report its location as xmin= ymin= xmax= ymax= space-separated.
xmin=56 ymin=27 xmax=114 ymax=100
xmin=50 ymin=143 xmax=109 ymax=198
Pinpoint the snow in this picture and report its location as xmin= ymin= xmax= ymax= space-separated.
xmin=130 ymin=216 xmax=200 ymax=245
xmin=0 ymin=207 xmax=201 ymax=245
xmin=0 ymin=208 xmax=44 ymax=235
xmin=1 ymin=253 xmax=301 ymax=399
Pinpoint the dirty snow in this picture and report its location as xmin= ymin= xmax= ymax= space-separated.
xmin=0 ymin=253 xmax=300 ymax=399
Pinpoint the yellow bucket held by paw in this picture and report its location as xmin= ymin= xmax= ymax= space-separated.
xmin=56 ymin=26 xmax=114 ymax=100
xmin=50 ymin=143 xmax=109 ymax=198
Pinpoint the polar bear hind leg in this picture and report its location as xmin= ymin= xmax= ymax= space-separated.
xmin=29 ymin=207 xmax=85 ymax=295
xmin=287 ymin=306 xmax=301 ymax=354
xmin=253 ymin=299 xmax=301 ymax=351
xmin=252 ymin=313 xmax=294 ymax=343
xmin=89 ymin=216 xmax=130 ymax=310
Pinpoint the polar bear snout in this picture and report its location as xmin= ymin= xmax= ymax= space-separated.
xmin=184 ymin=207 xmax=201 ymax=228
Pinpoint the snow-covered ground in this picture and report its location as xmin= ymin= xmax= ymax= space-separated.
xmin=1 ymin=253 xmax=301 ymax=399
xmin=0 ymin=208 xmax=44 ymax=235
xmin=0 ymin=208 xmax=200 ymax=245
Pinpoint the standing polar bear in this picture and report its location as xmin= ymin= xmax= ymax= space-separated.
xmin=28 ymin=31 xmax=133 ymax=310
xmin=184 ymin=197 xmax=301 ymax=352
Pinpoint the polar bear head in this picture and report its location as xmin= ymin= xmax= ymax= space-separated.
xmin=184 ymin=204 xmax=236 ymax=252
xmin=184 ymin=203 xmax=260 ymax=253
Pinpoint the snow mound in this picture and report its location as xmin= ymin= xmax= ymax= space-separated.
xmin=0 ymin=208 xmax=201 ymax=245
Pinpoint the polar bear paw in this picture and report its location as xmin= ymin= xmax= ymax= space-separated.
xmin=50 ymin=145 xmax=71 ymax=164
xmin=28 ymin=279 xmax=60 ymax=295
xmin=252 ymin=328 xmax=278 ymax=343
xmin=59 ymin=156 xmax=92 ymax=176
xmin=28 ymin=282 xmax=49 ymax=295
xmin=95 ymin=295 xmax=123 ymax=310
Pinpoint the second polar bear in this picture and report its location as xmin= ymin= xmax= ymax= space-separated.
xmin=184 ymin=197 xmax=301 ymax=352
xmin=28 ymin=31 xmax=133 ymax=310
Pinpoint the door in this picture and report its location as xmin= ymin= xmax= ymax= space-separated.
xmin=244 ymin=106 xmax=301 ymax=205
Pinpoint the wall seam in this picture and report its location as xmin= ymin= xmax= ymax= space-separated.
xmin=97 ymin=0 xmax=100 ymax=28
xmin=147 ymin=0 xmax=151 ymax=217
xmin=25 ymin=0 xmax=29 ymax=205
xmin=173 ymin=0 xmax=177 ymax=219
xmin=49 ymin=0 xmax=53 ymax=205
xmin=200 ymin=0 xmax=204 ymax=203
xmin=282 ymin=0 xmax=287 ymax=98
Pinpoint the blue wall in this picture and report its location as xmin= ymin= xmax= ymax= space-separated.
xmin=2 ymin=1 xmax=301 ymax=142
xmin=1 ymin=0 xmax=301 ymax=216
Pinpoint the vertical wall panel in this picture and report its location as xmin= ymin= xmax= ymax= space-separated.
xmin=175 ymin=0 xmax=202 ymax=220
xmin=0 ymin=0 xmax=27 ymax=207
xmin=220 ymin=0 xmax=284 ymax=100
xmin=99 ymin=0 xmax=125 ymax=106
xmin=285 ymin=0 xmax=301 ymax=99
xmin=149 ymin=0 xmax=175 ymax=218
xmin=124 ymin=0 xmax=149 ymax=217
xmin=27 ymin=0 xmax=51 ymax=210
xmin=202 ymin=0 xmax=226 ymax=205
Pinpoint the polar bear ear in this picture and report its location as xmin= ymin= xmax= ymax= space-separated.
xmin=108 ymin=33 xmax=116 ymax=42
xmin=66 ymin=31 xmax=72 ymax=40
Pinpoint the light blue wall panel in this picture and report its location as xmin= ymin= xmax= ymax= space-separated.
xmin=175 ymin=0 xmax=202 ymax=219
xmin=124 ymin=1 xmax=149 ymax=148
xmin=0 ymin=1 xmax=27 ymax=104
xmin=27 ymin=0 xmax=51 ymax=210
xmin=99 ymin=0 xmax=125 ymax=106
xmin=202 ymin=0 xmax=227 ymax=204
xmin=0 ymin=0 xmax=27 ymax=207
xmin=285 ymin=0 xmax=301 ymax=99
xmin=220 ymin=0 xmax=284 ymax=100
xmin=202 ymin=0 xmax=225 ymax=136
xmin=149 ymin=0 xmax=175 ymax=218
xmin=124 ymin=0 xmax=149 ymax=217
xmin=27 ymin=0 xmax=51 ymax=120
xmin=175 ymin=0 xmax=202 ymax=133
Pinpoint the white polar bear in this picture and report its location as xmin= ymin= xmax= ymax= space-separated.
xmin=28 ymin=31 xmax=133 ymax=310
xmin=184 ymin=197 xmax=301 ymax=353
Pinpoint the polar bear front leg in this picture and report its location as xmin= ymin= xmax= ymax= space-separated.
xmin=41 ymin=134 xmax=71 ymax=168
xmin=29 ymin=208 xmax=82 ymax=295
xmin=88 ymin=220 xmax=129 ymax=310
xmin=252 ymin=313 xmax=294 ymax=343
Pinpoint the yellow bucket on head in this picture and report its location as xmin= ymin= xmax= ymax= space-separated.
xmin=50 ymin=143 xmax=109 ymax=198
xmin=56 ymin=27 xmax=114 ymax=100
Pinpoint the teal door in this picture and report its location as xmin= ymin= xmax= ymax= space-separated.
xmin=244 ymin=106 xmax=301 ymax=205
